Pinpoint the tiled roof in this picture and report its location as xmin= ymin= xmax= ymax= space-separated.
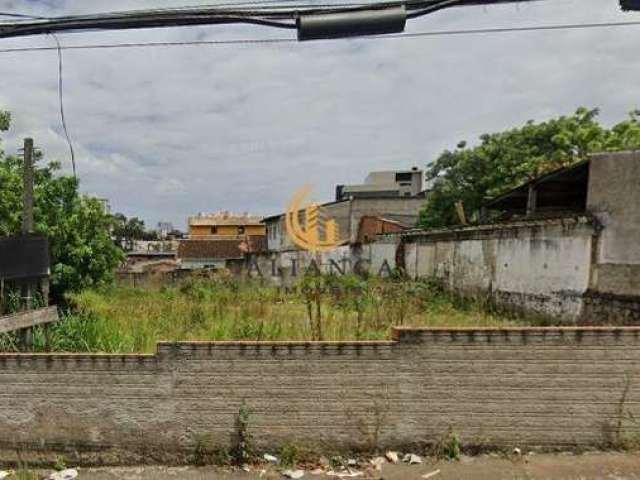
xmin=178 ymin=236 xmax=266 ymax=260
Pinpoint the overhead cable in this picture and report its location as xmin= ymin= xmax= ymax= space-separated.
xmin=1 ymin=19 xmax=639 ymax=54
xmin=0 ymin=0 xmax=540 ymax=39
xmin=50 ymin=33 xmax=77 ymax=179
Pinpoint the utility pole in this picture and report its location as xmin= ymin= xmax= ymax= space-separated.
xmin=22 ymin=138 xmax=34 ymax=235
xmin=20 ymin=137 xmax=34 ymax=350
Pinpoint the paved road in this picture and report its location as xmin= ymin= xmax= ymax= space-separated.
xmin=42 ymin=452 xmax=640 ymax=480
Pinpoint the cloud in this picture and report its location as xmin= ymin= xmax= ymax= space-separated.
xmin=1 ymin=0 xmax=639 ymax=229
xmin=155 ymin=177 xmax=186 ymax=195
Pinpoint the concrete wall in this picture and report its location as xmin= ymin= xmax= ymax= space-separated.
xmin=244 ymin=240 xmax=403 ymax=284
xmin=396 ymin=218 xmax=596 ymax=320
xmin=2 ymin=327 xmax=640 ymax=464
xmin=587 ymin=152 xmax=640 ymax=297
xmin=245 ymin=245 xmax=363 ymax=285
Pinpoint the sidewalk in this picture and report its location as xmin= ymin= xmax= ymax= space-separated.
xmin=46 ymin=451 xmax=640 ymax=480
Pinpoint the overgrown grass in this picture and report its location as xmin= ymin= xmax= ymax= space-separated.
xmin=1 ymin=274 xmax=525 ymax=353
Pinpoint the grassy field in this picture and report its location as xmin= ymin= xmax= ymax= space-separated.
xmin=0 ymin=274 xmax=524 ymax=353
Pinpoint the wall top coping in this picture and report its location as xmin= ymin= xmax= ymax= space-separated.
xmin=0 ymin=353 xmax=157 ymax=361
xmin=1 ymin=326 xmax=639 ymax=359
xmin=392 ymin=326 xmax=640 ymax=333
xmin=379 ymin=215 xmax=595 ymax=242
xmin=157 ymin=340 xmax=394 ymax=347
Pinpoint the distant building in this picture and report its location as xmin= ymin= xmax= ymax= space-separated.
xmin=178 ymin=236 xmax=266 ymax=270
xmin=336 ymin=167 xmax=424 ymax=201
xmin=263 ymin=196 xmax=424 ymax=253
xmin=121 ymin=251 xmax=177 ymax=274
xmin=188 ymin=211 xmax=266 ymax=238
xmin=156 ymin=221 xmax=174 ymax=239
xmin=179 ymin=211 xmax=266 ymax=270
xmin=356 ymin=215 xmax=411 ymax=245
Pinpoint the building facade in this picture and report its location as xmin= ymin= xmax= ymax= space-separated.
xmin=336 ymin=167 xmax=424 ymax=201
xmin=263 ymin=196 xmax=425 ymax=253
xmin=188 ymin=212 xmax=265 ymax=238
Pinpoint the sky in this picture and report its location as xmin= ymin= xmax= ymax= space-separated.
xmin=0 ymin=0 xmax=638 ymax=230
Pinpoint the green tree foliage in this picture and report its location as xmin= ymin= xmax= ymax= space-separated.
xmin=418 ymin=108 xmax=640 ymax=228
xmin=111 ymin=213 xmax=151 ymax=250
xmin=0 ymin=110 xmax=124 ymax=299
xmin=0 ymin=111 xmax=10 ymax=132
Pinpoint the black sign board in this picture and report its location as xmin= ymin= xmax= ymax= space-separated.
xmin=0 ymin=235 xmax=50 ymax=281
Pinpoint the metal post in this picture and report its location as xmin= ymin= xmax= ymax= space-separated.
xmin=20 ymin=138 xmax=34 ymax=351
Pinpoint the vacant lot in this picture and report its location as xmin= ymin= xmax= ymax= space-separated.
xmin=1 ymin=275 xmax=523 ymax=353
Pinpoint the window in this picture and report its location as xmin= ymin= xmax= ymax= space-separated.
xmin=210 ymin=226 xmax=218 ymax=234
xmin=238 ymin=226 xmax=245 ymax=234
xmin=395 ymin=172 xmax=413 ymax=182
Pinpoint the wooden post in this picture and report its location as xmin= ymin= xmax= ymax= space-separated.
xmin=40 ymin=276 xmax=51 ymax=350
xmin=20 ymin=138 xmax=34 ymax=351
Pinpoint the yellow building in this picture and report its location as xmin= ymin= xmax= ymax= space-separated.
xmin=188 ymin=212 xmax=265 ymax=239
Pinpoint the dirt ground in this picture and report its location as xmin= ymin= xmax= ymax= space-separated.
xmin=41 ymin=452 xmax=640 ymax=479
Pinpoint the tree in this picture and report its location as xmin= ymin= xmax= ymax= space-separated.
xmin=0 ymin=110 xmax=124 ymax=300
xmin=111 ymin=213 xmax=155 ymax=250
xmin=0 ymin=111 xmax=9 ymax=132
xmin=418 ymin=108 xmax=640 ymax=228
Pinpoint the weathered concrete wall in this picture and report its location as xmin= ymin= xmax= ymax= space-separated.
xmin=587 ymin=152 xmax=640 ymax=300
xmin=243 ymin=242 xmax=399 ymax=285
xmin=1 ymin=327 xmax=640 ymax=465
xmin=348 ymin=198 xmax=424 ymax=242
xmin=399 ymin=217 xmax=595 ymax=320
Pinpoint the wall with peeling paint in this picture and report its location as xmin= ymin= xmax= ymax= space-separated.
xmin=388 ymin=218 xmax=595 ymax=321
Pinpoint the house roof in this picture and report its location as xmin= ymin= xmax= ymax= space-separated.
xmin=261 ymin=199 xmax=350 ymax=223
xmin=356 ymin=215 xmax=410 ymax=244
xmin=483 ymin=160 xmax=590 ymax=212
xmin=178 ymin=236 xmax=267 ymax=260
xmin=261 ymin=196 xmax=425 ymax=223
xmin=179 ymin=240 xmax=239 ymax=260
xmin=126 ymin=251 xmax=176 ymax=258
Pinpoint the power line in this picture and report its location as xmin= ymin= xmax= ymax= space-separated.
xmin=50 ymin=33 xmax=77 ymax=179
xmin=0 ymin=19 xmax=639 ymax=53
xmin=0 ymin=0 xmax=538 ymax=39
xmin=0 ymin=12 xmax=49 ymax=19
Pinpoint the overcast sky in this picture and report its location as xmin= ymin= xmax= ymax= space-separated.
xmin=0 ymin=0 xmax=638 ymax=229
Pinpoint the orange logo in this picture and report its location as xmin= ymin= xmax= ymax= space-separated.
xmin=285 ymin=186 xmax=343 ymax=252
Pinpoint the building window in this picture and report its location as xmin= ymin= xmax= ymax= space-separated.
xmin=211 ymin=226 xmax=218 ymax=234
xmin=395 ymin=172 xmax=413 ymax=182
xmin=238 ymin=226 xmax=245 ymax=234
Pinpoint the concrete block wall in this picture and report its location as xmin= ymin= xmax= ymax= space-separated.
xmin=1 ymin=327 xmax=640 ymax=465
